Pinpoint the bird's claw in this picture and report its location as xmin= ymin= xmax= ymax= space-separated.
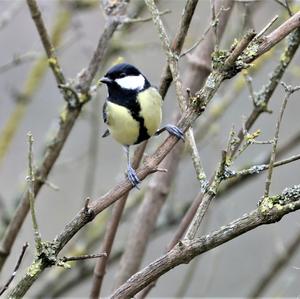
xmin=127 ymin=164 xmax=140 ymax=189
xmin=164 ymin=125 xmax=185 ymax=141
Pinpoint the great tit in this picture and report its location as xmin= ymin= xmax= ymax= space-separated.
xmin=100 ymin=63 xmax=184 ymax=188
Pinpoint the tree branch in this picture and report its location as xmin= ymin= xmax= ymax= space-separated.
xmin=111 ymin=186 xmax=300 ymax=298
xmin=6 ymin=9 xmax=300 ymax=298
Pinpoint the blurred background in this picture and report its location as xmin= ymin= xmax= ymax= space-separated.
xmin=0 ymin=0 xmax=300 ymax=297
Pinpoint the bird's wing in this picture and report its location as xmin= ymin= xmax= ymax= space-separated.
xmin=102 ymin=129 xmax=110 ymax=138
xmin=102 ymin=101 xmax=110 ymax=138
xmin=103 ymin=101 xmax=108 ymax=123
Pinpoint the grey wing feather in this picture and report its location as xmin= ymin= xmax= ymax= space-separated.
xmin=103 ymin=101 xmax=108 ymax=123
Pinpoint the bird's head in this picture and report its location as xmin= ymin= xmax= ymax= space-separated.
xmin=100 ymin=63 xmax=150 ymax=92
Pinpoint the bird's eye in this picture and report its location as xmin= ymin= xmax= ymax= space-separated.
xmin=119 ymin=73 xmax=126 ymax=78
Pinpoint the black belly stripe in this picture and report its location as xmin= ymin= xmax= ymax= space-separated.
xmin=130 ymin=110 xmax=150 ymax=144
xmin=106 ymin=83 xmax=151 ymax=144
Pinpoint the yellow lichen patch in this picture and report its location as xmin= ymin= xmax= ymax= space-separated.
xmin=60 ymin=106 xmax=69 ymax=123
xmin=245 ymin=129 xmax=261 ymax=143
xmin=27 ymin=260 xmax=43 ymax=277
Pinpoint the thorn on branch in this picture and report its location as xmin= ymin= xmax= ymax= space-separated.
xmin=82 ymin=197 xmax=95 ymax=221
xmin=84 ymin=197 xmax=91 ymax=213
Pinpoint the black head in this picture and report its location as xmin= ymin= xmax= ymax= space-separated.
xmin=100 ymin=63 xmax=150 ymax=92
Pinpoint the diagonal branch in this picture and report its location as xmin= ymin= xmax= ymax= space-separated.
xmin=111 ymin=185 xmax=300 ymax=298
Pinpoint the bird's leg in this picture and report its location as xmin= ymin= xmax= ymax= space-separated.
xmin=155 ymin=124 xmax=185 ymax=141
xmin=124 ymin=145 xmax=140 ymax=189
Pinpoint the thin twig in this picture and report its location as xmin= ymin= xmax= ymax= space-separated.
xmin=230 ymin=27 xmax=300 ymax=158
xmin=210 ymin=0 xmax=218 ymax=49
xmin=228 ymin=153 xmax=300 ymax=179
xmin=61 ymin=253 xmax=107 ymax=263
xmin=243 ymin=70 xmax=256 ymax=106
xmin=185 ymin=150 xmax=227 ymax=240
xmin=219 ymin=131 xmax=300 ymax=197
xmin=26 ymin=0 xmax=66 ymax=86
xmin=0 ymin=243 xmax=28 ymax=296
xmin=255 ymin=15 xmax=278 ymax=40
xmin=273 ymin=0 xmax=292 ymax=16
xmin=145 ymin=0 xmax=207 ymax=188
xmin=180 ymin=6 xmax=229 ymax=57
xmin=263 ymin=82 xmax=299 ymax=197
xmin=27 ymin=132 xmax=42 ymax=254
xmin=124 ymin=9 xmax=171 ymax=23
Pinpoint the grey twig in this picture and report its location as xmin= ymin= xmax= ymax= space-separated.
xmin=273 ymin=0 xmax=292 ymax=16
xmin=263 ymin=82 xmax=300 ymax=197
xmin=210 ymin=0 xmax=218 ymax=49
xmin=228 ymin=153 xmax=300 ymax=179
xmin=180 ymin=7 xmax=229 ymax=57
xmin=123 ymin=9 xmax=171 ymax=24
xmin=0 ymin=243 xmax=29 ymax=296
xmin=243 ymin=71 xmax=256 ymax=106
xmin=145 ymin=0 xmax=207 ymax=188
xmin=27 ymin=132 xmax=42 ymax=254
xmin=230 ymin=27 xmax=300 ymax=158
xmin=26 ymin=0 xmax=66 ymax=87
xmin=184 ymin=150 xmax=227 ymax=240
xmin=111 ymin=186 xmax=300 ymax=298
xmin=60 ymin=253 xmax=107 ymax=263
xmin=255 ymin=15 xmax=278 ymax=40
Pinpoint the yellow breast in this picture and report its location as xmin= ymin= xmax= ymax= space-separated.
xmin=106 ymin=87 xmax=162 ymax=145
xmin=106 ymin=101 xmax=140 ymax=145
xmin=138 ymin=87 xmax=162 ymax=136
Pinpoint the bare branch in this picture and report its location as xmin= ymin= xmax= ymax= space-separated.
xmin=27 ymin=132 xmax=42 ymax=254
xmin=26 ymin=0 xmax=66 ymax=86
xmin=111 ymin=186 xmax=300 ymax=298
xmin=264 ymin=82 xmax=300 ymax=197
xmin=60 ymin=253 xmax=107 ymax=263
xmin=0 ymin=243 xmax=28 ymax=296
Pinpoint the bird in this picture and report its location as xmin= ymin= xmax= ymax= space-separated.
xmin=100 ymin=63 xmax=184 ymax=188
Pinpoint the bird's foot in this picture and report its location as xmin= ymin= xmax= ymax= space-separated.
xmin=156 ymin=124 xmax=185 ymax=141
xmin=127 ymin=164 xmax=140 ymax=189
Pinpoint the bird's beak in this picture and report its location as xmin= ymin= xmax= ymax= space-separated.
xmin=100 ymin=77 xmax=113 ymax=84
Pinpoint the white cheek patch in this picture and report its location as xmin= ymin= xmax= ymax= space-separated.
xmin=115 ymin=74 xmax=145 ymax=90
